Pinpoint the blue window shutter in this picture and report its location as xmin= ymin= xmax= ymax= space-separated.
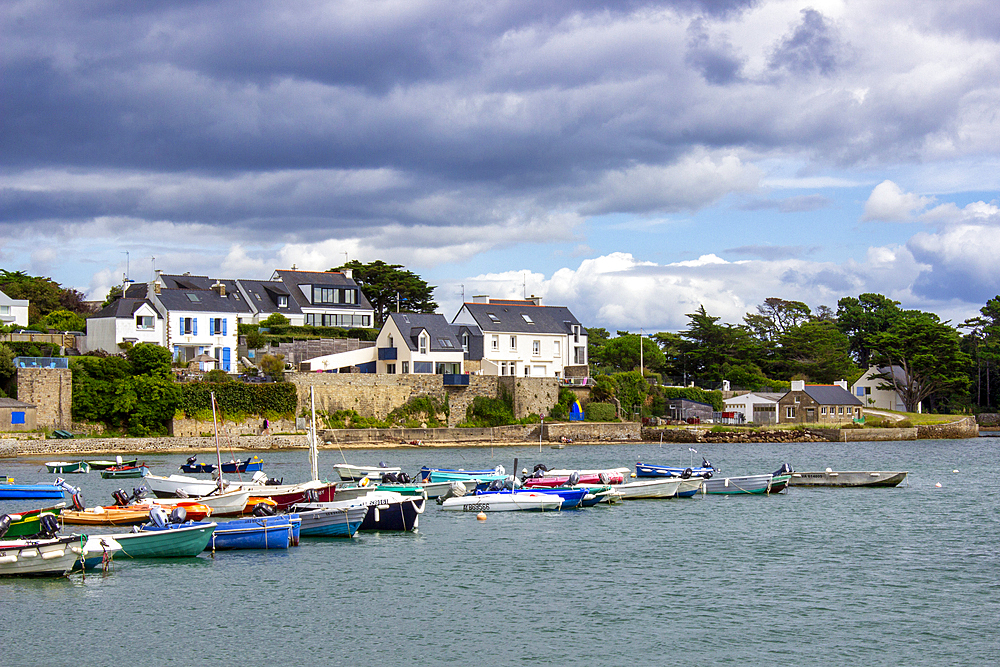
xmin=193 ymin=318 xmax=198 ymax=335
xmin=222 ymin=318 xmax=227 ymax=336
xmin=12 ymin=411 xmax=25 ymax=425
xmin=223 ymin=347 xmax=231 ymax=371
xmin=179 ymin=317 xmax=183 ymax=334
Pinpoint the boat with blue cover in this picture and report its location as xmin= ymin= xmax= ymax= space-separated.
xmin=0 ymin=481 xmax=67 ymax=500
xmin=419 ymin=466 xmax=508 ymax=483
xmin=289 ymin=504 xmax=367 ymax=538
xmin=207 ymin=515 xmax=294 ymax=550
xmin=635 ymin=459 xmax=716 ymax=478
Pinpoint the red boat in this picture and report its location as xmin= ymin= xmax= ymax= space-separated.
xmin=233 ymin=482 xmax=337 ymax=511
xmin=523 ymin=471 xmax=625 ymax=488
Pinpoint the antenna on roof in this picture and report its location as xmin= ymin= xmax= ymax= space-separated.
xmin=522 ymin=272 xmax=526 ymax=299
xmin=459 ymin=284 xmax=465 ymax=302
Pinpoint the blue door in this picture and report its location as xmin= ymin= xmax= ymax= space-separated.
xmin=222 ymin=347 xmax=231 ymax=372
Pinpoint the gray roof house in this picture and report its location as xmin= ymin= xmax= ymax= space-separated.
xmin=778 ymin=380 xmax=864 ymax=424
xmin=271 ymin=269 xmax=374 ymax=329
xmin=451 ymin=296 xmax=588 ymax=378
xmin=376 ymin=312 xmax=464 ymax=376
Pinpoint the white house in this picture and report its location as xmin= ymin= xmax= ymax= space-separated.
xmin=271 ymin=269 xmax=374 ymax=329
xmin=84 ymin=298 xmax=164 ymax=353
xmin=377 ymin=313 xmax=463 ymax=375
xmin=0 ymin=289 xmax=29 ymax=328
xmin=723 ymin=392 xmax=785 ymax=425
xmin=451 ymin=296 xmax=588 ymax=378
xmin=851 ymin=366 xmax=919 ymax=413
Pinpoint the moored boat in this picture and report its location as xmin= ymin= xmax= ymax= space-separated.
xmin=145 ymin=515 xmax=293 ymax=551
xmin=611 ymin=477 xmax=683 ymax=499
xmin=45 ymin=461 xmax=90 ymax=474
xmin=788 ymin=470 xmax=908 ymax=487
xmin=88 ymin=457 xmax=137 ymax=471
xmin=334 ymin=462 xmax=401 ymax=482
xmin=105 ymin=522 xmax=217 ymax=558
xmin=220 ymin=456 xmax=264 ymax=473
xmin=100 ymin=464 xmax=149 ymax=479
xmin=145 ymin=473 xmax=223 ymax=498
xmin=0 ymin=535 xmax=87 ymax=576
xmin=289 ymin=505 xmax=367 ymax=538
xmin=300 ymin=491 xmax=425 ymax=531
xmin=418 ymin=466 xmax=507 ymax=484
xmin=703 ymin=474 xmax=780 ymax=495
xmin=0 ymin=481 xmax=68 ymax=500
xmin=440 ymin=490 xmax=563 ymax=512
xmin=635 ymin=460 xmax=715 ymax=479
xmin=0 ymin=504 xmax=65 ymax=538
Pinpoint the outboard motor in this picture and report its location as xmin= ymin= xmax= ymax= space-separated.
xmin=567 ymin=471 xmax=580 ymax=486
xmin=772 ymin=463 xmax=793 ymax=477
xmin=251 ymin=471 xmax=269 ymax=485
xmin=493 ymin=465 xmax=506 ymax=476
xmin=598 ymin=472 xmax=610 ymax=485
xmin=265 ymin=477 xmax=283 ymax=486
xmin=112 ymin=489 xmax=130 ymax=507
xmin=397 ymin=471 xmax=410 ymax=484
xmin=487 ymin=479 xmax=505 ymax=492
xmin=681 ymin=468 xmax=693 ymax=479
xmin=71 ymin=490 xmax=85 ymax=511
xmin=169 ymin=506 xmax=187 ymax=524
xmin=131 ymin=486 xmax=147 ymax=502
xmin=252 ymin=503 xmax=276 ymax=516
xmin=304 ymin=489 xmax=320 ymax=503
xmin=381 ymin=472 xmax=398 ymax=484
xmin=436 ymin=481 xmax=468 ymax=505
xmin=702 ymin=471 xmax=713 ymax=480
xmin=148 ymin=506 xmax=168 ymax=528
xmin=0 ymin=515 xmax=10 ymax=539
xmin=378 ymin=461 xmax=388 ymax=468
xmin=38 ymin=513 xmax=59 ymax=538
xmin=186 ymin=456 xmax=198 ymax=465
xmin=503 ymin=475 xmax=517 ymax=490
xmin=702 ymin=458 xmax=715 ymax=471
xmin=533 ymin=463 xmax=549 ymax=473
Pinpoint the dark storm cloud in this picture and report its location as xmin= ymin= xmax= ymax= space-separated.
xmin=685 ymin=18 xmax=745 ymax=84
xmin=768 ymin=9 xmax=843 ymax=76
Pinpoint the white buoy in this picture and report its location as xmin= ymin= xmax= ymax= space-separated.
xmin=935 ymin=482 xmax=942 ymax=488
xmin=476 ymin=512 xmax=487 ymax=521
xmin=952 ymin=470 xmax=959 ymax=473
xmin=825 ymin=467 xmax=833 ymax=473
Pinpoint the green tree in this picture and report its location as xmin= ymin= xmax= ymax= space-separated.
xmin=331 ymin=260 xmax=437 ymax=326
xmin=586 ymin=327 xmax=612 ymax=372
xmin=0 ymin=269 xmax=91 ymax=323
xmin=259 ymin=353 xmax=286 ymax=381
xmin=0 ymin=343 xmax=15 ymax=397
xmin=41 ymin=309 xmax=87 ymax=332
xmin=775 ymin=320 xmax=857 ymax=384
xmin=597 ymin=333 xmax=667 ymax=374
xmin=261 ymin=312 xmax=290 ymax=327
xmin=126 ymin=343 xmax=173 ymax=378
xmin=102 ymin=285 xmax=123 ymax=308
xmin=870 ymin=311 xmax=971 ymax=412
xmin=680 ymin=306 xmax=761 ymax=384
xmin=836 ymin=293 xmax=905 ymax=366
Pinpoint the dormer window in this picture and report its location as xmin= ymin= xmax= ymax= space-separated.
xmin=462 ymin=333 xmax=469 ymax=352
xmin=277 ymin=295 xmax=288 ymax=308
xmin=419 ymin=334 xmax=428 ymax=354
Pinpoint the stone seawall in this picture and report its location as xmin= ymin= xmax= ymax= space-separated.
xmin=975 ymin=413 xmax=1000 ymax=427
xmin=643 ymin=428 xmax=825 ymax=443
xmin=546 ymin=421 xmax=641 ymax=442
xmin=916 ymin=417 xmax=979 ymax=439
xmin=3 ymin=434 xmax=310 ymax=456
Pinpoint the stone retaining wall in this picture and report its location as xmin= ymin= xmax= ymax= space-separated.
xmin=976 ymin=413 xmax=1000 ymax=427
xmin=916 ymin=417 xmax=978 ymax=439
xmin=546 ymin=421 xmax=641 ymax=442
xmin=4 ymin=434 xmax=310 ymax=456
xmin=170 ymin=417 xmax=300 ymax=437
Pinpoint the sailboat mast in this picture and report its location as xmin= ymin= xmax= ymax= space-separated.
xmin=211 ymin=391 xmax=224 ymax=487
xmin=310 ymin=385 xmax=319 ymax=482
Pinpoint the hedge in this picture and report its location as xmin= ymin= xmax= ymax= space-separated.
xmin=180 ymin=382 xmax=298 ymax=418
xmin=585 ymin=402 xmax=618 ymax=421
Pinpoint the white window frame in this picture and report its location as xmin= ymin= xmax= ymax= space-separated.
xmin=419 ymin=334 xmax=428 ymax=355
xmin=532 ymin=340 xmax=540 ymax=356
xmin=509 ymin=335 xmax=516 ymax=350
xmin=491 ymin=335 xmax=499 ymax=350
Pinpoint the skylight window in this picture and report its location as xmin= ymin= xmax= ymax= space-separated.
xmin=487 ymin=312 xmax=500 ymax=323
xmin=185 ymin=293 xmax=200 ymax=302
xmin=521 ymin=313 xmax=534 ymax=323
xmin=438 ymin=339 xmax=454 ymax=348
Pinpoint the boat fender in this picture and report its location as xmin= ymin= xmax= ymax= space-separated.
xmin=681 ymin=468 xmax=693 ymax=479
xmin=0 ymin=515 xmax=10 ymax=539
xmin=72 ymin=491 xmax=85 ymax=511
xmin=169 ymin=507 xmax=187 ymax=524
xmin=112 ymin=489 xmax=130 ymax=507
xmin=38 ymin=513 xmax=60 ymax=538
xmin=359 ymin=477 xmax=370 ymax=487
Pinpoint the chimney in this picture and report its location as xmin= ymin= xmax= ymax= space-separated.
xmin=473 ymin=295 xmax=490 ymax=303
xmin=527 ymin=294 xmax=541 ymax=306
xmin=211 ymin=281 xmax=226 ymax=297
xmin=148 ymin=269 xmax=162 ymax=296
xmin=343 ymin=269 xmax=353 ymax=279
xmin=835 ymin=379 xmax=848 ymax=390
xmin=791 ymin=380 xmax=805 ymax=392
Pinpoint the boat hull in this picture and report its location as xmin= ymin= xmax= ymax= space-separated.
xmin=333 ymin=463 xmax=401 ymax=481
xmin=440 ymin=492 xmax=562 ymax=512
xmin=306 ymin=492 xmax=425 ymax=531
xmin=0 ymin=536 xmax=84 ymax=576
xmin=146 ymin=474 xmax=221 ymax=498
xmin=111 ymin=522 xmax=217 ymax=557
xmin=100 ymin=465 xmax=149 ymax=479
xmin=1 ymin=506 xmax=64 ymax=538
xmin=207 ymin=517 xmax=292 ymax=550
xmin=675 ymin=478 xmax=705 ymax=498
xmin=0 ymin=484 xmax=66 ymax=500
xmin=788 ymin=471 xmax=908 ymax=487
xmin=612 ymin=478 xmax=683 ymax=499
xmin=291 ymin=505 xmax=368 ymax=538
xmin=88 ymin=459 xmax=137 ymax=470
xmin=45 ymin=461 xmax=90 ymax=474
xmin=635 ymin=463 xmax=714 ymax=478
xmin=703 ymin=474 xmax=782 ymax=495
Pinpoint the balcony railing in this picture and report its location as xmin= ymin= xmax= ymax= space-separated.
xmin=377 ymin=347 xmax=397 ymax=360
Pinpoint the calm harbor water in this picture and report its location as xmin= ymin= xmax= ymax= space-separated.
xmin=2 ymin=437 xmax=998 ymax=666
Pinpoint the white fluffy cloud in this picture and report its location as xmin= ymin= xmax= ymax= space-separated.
xmin=862 ymin=180 xmax=935 ymax=221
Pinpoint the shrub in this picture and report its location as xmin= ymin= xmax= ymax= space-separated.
xmin=548 ymin=402 xmax=569 ymax=420
xmin=180 ymin=381 xmax=298 ymax=419
xmin=387 ymin=396 xmax=448 ymax=427
xmin=896 ymin=419 xmax=914 ymax=428
xmin=585 ymin=402 xmax=618 ymax=422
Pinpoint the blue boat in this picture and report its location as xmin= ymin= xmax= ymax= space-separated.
xmin=290 ymin=505 xmax=367 ymax=538
xmin=0 ymin=481 xmax=67 ymax=500
xmin=511 ymin=487 xmax=588 ymax=509
xmin=209 ymin=516 xmax=293 ymax=550
xmin=635 ymin=460 xmax=716 ymax=479
xmin=220 ymin=456 xmax=264 ymax=474
xmin=419 ymin=466 xmax=507 ymax=483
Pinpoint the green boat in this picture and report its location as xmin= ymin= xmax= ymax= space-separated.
xmin=106 ymin=522 xmax=217 ymax=558
xmin=100 ymin=465 xmax=149 ymax=479
xmin=87 ymin=458 xmax=137 ymax=470
xmin=45 ymin=461 xmax=90 ymax=474
xmin=1 ymin=504 xmax=65 ymax=538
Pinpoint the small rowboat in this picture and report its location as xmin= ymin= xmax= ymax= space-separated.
xmin=440 ymin=491 xmax=563 ymax=512
xmin=0 ymin=482 xmax=67 ymax=500
xmin=703 ymin=474 xmax=782 ymax=495
xmin=611 ymin=477 xmax=684 ymax=499
xmin=100 ymin=464 xmax=149 ymax=479
xmin=207 ymin=516 xmax=294 ymax=550
xmin=45 ymin=461 xmax=90 ymax=474
xmin=787 ymin=471 xmax=908 ymax=487
xmin=0 ymin=536 xmax=88 ymax=576
xmin=289 ymin=505 xmax=367 ymax=538
xmin=635 ymin=461 xmax=715 ymax=478
xmin=0 ymin=504 xmax=65 ymax=538
xmin=220 ymin=456 xmax=264 ymax=474
xmin=103 ymin=522 xmax=217 ymax=558
xmin=333 ymin=462 xmax=401 ymax=481
xmin=418 ymin=466 xmax=507 ymax=484
xmin=88 ymin=458 xmax=137 ymax=471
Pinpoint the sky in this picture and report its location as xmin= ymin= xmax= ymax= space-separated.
xmin=3 ymin=0 xmax=1000 ymax=333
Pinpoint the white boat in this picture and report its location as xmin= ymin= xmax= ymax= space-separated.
xmin=675 ymin=478 xmax=705 ymax=497
xmin=333 ymin=463 xmax=402 ymax=481
xmin=0 ymin=536 xmax=86 ymax=576
xmin=299 ymin=490 xmax=425 ymax=531
xmin=150 ymin=488 xmax=252 ymax=516
xmin=788 ymin=471 xmax=908 ymax=487
xmin=79 ymin=535 xmax=122 ymax=570
xmin=145 ymin=474 xmax=223 ymax=498
xmin=611 ymin=478 xmax=683 ymax=499
xmin=440 ymin=491 xmax=563 ymax=512
xmin=542 ymin=467 xmax=631 ymax=478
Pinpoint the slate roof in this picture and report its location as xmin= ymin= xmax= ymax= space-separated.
xmin=459 ymin=299 xmax=582 ymax=334
xmin=388 ymin=313 xmax=462 ymax=352
xmin=803 ymin=385 xmax=863 ymax=406
xmin=272 ymin=270 xmax=373 ymax=310
xmin=154 ymin=288 xmax=252 ymax=314
xmin=0 ymin=397 xmax=35 ymax=409
xmin=91 ymin=298 xmax=160 ymax=320
xmin=236 ymin=279 xmax=301 ymax=315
